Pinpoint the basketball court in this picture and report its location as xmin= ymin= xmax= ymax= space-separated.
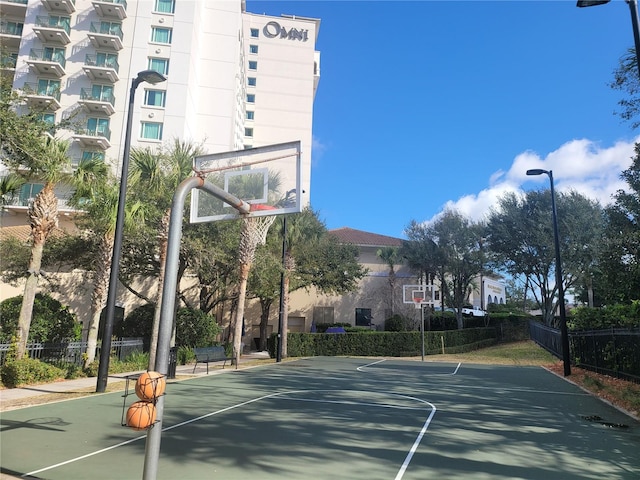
xmin=1 ymin=357 xmax=638 ymax=479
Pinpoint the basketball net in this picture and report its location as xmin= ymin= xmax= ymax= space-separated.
xmin=239 ymin=214 xmax=277 ymax=264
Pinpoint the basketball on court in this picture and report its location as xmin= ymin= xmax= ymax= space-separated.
xmin=126 ymin=401 xmax=157 ymax=431
xmin=135 ymin=371 xmax=166 ymax=401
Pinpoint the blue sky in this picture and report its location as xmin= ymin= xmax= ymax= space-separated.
xmin=250 ymin=0 xmax=639 ymax=238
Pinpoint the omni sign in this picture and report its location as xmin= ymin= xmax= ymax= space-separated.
xmin=263 ymin=21 xmax=308 ymax=41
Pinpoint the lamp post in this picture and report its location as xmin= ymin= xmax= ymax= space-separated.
xmin=526 ymin=169 xmax=571 ymax=377
xmin=96 ymin=69 xmax=166 ymax=393
xmin=577 ymin=0 xmax=640 ymax=79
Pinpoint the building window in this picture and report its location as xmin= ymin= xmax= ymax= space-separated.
xmin=246 ymin=110 xmax=254 ymax=120
xmin=86 ymin=117 xmax=110 ymax=137
xmin=36 ymin=112 xmax=55 ymax=124
xmin=250 ymin=28 xmax=259 ymax=38
xmin=154 ymin=0 xmax=175 ymax=13
xmin=247 ymin=77 xmax=256 ymax=87
xmin=246 ymin=93 xmax=255 ymax=103
xmin=19 ymin=183 xmax=44 ymax=205
xmin=43 ymin=46 xmax=66 ymax=63
xmin=95 ymin=52 xmax=118 ymax=68
xmin=249 ymin=44 xmax=258 ymax=54
xmin=244 ymin=127 xmax=253 ymax=137
xmin=148 ymin=58 xmax=169 ymax=75
xmin=355 ymin=308 xmax=372 ymax=327
xmin=244 ymin=144 xmax=253 ymax=149
xmin=82 ymin=151 xmax=105 ymax=162
xmin=3 ymin=21 xmax=24 ymax=36
xmin=89 ymin=84 xmax=114 ymax=102
xmin=36 ymin=78 xmax=60 ymax=96
xmin=248 ymin=60 xmax=257 ymax=70
xmin=151 ymin=27 xmax=172 ymax=44
xmin=144 ymin=89 xmax=166 ymax=107
xmin=141 ymin=122 xmax=163 ymax=140
xmin=313 ymin=306 xmax=334 ymax=325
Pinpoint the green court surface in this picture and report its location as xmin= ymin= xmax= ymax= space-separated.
xmin=1 ymin=357 xmax=638 ymax=479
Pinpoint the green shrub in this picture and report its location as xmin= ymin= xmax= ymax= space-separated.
xmin=268 ymin=327 xmax=499 ymax=358
xmin=0 ymin=358 xmax=66 ymax=387
xmin=116 ymin=304 xmax=221 ymax=348
xmin=385 ymin=315 xmax=408 ymax=332
xmin=0 ymin=294 xmax=80 ymax=343
xmin=177 ymin=346 xmax=195 ymax=365
xmin=569 ymin=301 xmax=640 ymax=330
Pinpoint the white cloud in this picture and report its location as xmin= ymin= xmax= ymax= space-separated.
xmin=429 ymin=137 xmax=638 ymax=224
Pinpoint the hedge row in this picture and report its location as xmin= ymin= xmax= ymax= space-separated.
xmin=268 ymin=327 xmax=498 ymax=358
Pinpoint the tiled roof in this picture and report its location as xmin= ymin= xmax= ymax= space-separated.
xmin=329 ymin=227 xmax=404 ymax=247
xmin=0 ymin=225 xmax=65 ymax=243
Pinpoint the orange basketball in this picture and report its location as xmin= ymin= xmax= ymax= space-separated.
xmin=126 ymin=401 xmax=157 ymax=431
xmin=135 ymin=371 xmax=166 ymax=401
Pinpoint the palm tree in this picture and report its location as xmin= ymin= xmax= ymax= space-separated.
xmin=129 ymin=139 xmax=202 ymax=368
xmin=272 ymin=209 xmax=324 ymax=358
xmin=15 ymin=137 xmax=71 ymax=359
xmin=377 ymin=246 xmax=400 ymax=316
xmin=69 ymin=159 xmax=146 ymax=367
xmin=0 ymin=172 xmax=25 ymax=206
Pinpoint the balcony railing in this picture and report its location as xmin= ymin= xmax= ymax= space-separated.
xmin=0 ymin=55 xmax=17 ymax=69
xmin=84 ymin=54 xmax=119 ymax=72
xmin=80 ymin=88 xmax=115 ymax=105
xmin=78 ymin=127 xmax=111 ymax=140
xmin=29 ymin=49 xmax=66 ymax=68
xmin=23 ymin=82 xmax=61 ymax=101
xmin=0 ymin=22 xmax=24 ymax=36
xmin=34 ymin=16 xmax=71 ymax=35
xmin=89 ymin=22 xmax=123 ymax=40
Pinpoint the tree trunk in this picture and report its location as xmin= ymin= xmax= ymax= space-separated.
xmin=84 ymin=233 xmax=113 ymax=367
xmin=233 ymin=262 xmax=251 ymax=366
xmin=149 ymin=208 xmax=170 ymax=369
xmin=16 ymin=184 xmax=57 ymax=359
xmin=281 ymin=252 xmax=295 ymax=358
xmin=259 ymin=299 xmax=272 ymax=351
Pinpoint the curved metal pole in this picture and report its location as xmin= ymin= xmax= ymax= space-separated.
xmin=143 ymin=176 xmax=249 ymax=480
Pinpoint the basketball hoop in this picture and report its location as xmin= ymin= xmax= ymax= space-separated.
xmin=413 ymin=298 xmax=424 ymax=309
xmin=238 ymin=204 xmax=278 ymax=264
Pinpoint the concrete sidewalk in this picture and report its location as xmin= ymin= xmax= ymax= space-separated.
xmin=0 ymin=351 xmax=271 ymax=407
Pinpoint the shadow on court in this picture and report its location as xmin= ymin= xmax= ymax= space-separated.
xmin=1 ymin=357 xmax=638 ymax=479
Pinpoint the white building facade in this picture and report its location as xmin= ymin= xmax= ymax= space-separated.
xmin=1 ymin=0 xmax=319 ymax=224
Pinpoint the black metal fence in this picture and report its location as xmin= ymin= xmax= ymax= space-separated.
xmin=571 ymin=328 xmax=640 ymax=383
xmin=529 ymin=320 xmax=640 ymax=383
xmin=0 ymin=338 xmax=144 ymax=367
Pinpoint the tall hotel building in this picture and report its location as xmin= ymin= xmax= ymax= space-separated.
xmin=0 ymin=0 xmax=320 ymax=227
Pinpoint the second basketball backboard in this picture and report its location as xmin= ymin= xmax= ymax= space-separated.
xmin=190 ymin=141 xmax=305 ymax=223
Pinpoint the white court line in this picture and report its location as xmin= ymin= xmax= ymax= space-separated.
xmin=23 ymin=391 xmax=287 ymax=478
xmin=358 ymin=358 xmax=462 ymax=376
xmin=24 ymin=389 xmax=436 ymax=479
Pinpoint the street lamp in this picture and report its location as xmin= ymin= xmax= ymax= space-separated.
xmin=577 ymin=0 xmax=640 ymax=79
xmin=96 ymin=69 xmax=166 ymax=393
xmin=526 ymin=169 xmax=571 ymax=377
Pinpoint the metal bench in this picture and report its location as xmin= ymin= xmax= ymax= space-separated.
xmin=192 ymin=346 xmax=233 ymax=373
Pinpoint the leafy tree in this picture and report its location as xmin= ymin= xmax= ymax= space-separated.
xmin=128 ymin=139 xmax=203 ymax=368
xmin=0 ymin=294 xmax=79 ymax=343
xmin=429 ymin=210 xmax=484 ymax=329
xmin=115 ymin=304 xmax=221 ymax=348
xmin=10 ymin=138 xmax=73 ymax=359
xmin=487 ymin=189 xmax=603 ymax=324
xmin=599 ymin=145 xmax=640 ymax=303
xmin=67 ymin=160 xmax=147 ymax=367
xmin=610 ymin=48 xmax=640 ymax=129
